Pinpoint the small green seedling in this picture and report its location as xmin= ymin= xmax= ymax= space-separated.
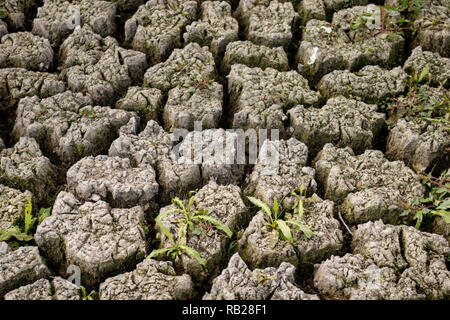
xmin=247 ymin=187 xmax=314 ymax=245
xmin=80 ymin=286 xmax=99 ymax=300
xmin=149 ymin=193 xmax=233 ymax=269
xmin=0 ymin=195 xmax=36 ymax=242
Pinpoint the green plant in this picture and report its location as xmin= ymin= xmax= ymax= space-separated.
xmin=149 ymin=193 xmax=233 ymax=269
xmin=401 ymin=170 xmax=450 ymax=229
xmin=185 ymin=75 xmax=214 ymax=93
xmin=247 ymin=187 xmax=314 ymax=245
xmin=0 ymin=195 xmax=36 ymax=242
xmin=387 ymin=69 xmax=449 ymax=127
xmin=38 ymin=207 xmax=52 ymax=225
xmin=80 ymin=286 xmax=99 ymax=300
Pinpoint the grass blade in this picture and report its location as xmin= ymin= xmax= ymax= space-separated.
xmin=194 ymin=215 xmax=233 ymax=238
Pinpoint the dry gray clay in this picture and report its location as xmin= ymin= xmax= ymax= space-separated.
xmin=144 ymin=42 xmax=216 ymax=94
xmin=234 ymin=0 xmax=298 ymax=49
xmin=4 ymin=277 xmax=81 ymax=300
xmin=184 ymin=1 xmax=239 ymax=59
xmin=0 ymin=68 xmax=65 ymax=104
xmin=34 ymin=191 xmax=147 ymax=287
xmin=227 ymin=64 xmax=320 ymax=131
xmin=238 ymin=194 xmax=343 ymax=269
xmin=0 ymin=246 xmax=50 ymax=298
xmin=299 ymin=0 xmax=368 ymax=23
xmin=317 ymin=65 xmax=408 ymax=103
xmin=288 ymin=96 xmax=386 ymax=156
xmin=163 ymin=82 xmax=223 ymax=131
xmin=297 ymin=5 xmax=404 ymax=82
xmin=0 ymin=137 xmax=58 ymax=203
xmin=33 ymin=0 xmax=116 ymax=46
xmin=115 ymin=86 xmax=163 ymax=123
xmin=314 ymin=220 xmax=450 ymax=299
xmin=0 ymin=32 xmax=53 ymax=71
xmin=0 ymin=20 xmax=8 ymax=38
xmin=155 ymin=181 xmax=247 ymax=283
xmin=222 ymin=40 xmax=289 ymax=73
xmin=13 ymin=91 xmax=139 ymax=167
xmin=125 ymin=0 xmax=197 ymax=65
xmin=314 ymin=143 xmax=425 ymax=225
xmin=99 ymin=259 xmax=193 ymax=300
xmin=176 ymin=129 xmax=246 ymax=185
xmin=246 ymin=138 xmax=317 ymax=207
xmin=0 ymin=184 xmax=32 ymax=230
xmin=203 ymin=253 xmax=320 ymax=300
xmin=386 ymin=118 xmax=449 ymax=172
xmin=66 ymin=155 xmax=159 ymax=208
xmin=109 ymin=120 xmax=202 ymax=203
xmin=0 ymin=0 xmax=27 ymax=31
xmin=403 ymin=46 xmax=450 ymax=87
xmin=408 ymin=0 xmax=449 ymax=57
xmin=59 ymin=26 xmax=148 ymax=106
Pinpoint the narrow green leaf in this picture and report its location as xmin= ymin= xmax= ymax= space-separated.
xmin=418 ymin=66 xmax=429 ymax=82
xmin=148 ymin=248 xmax=171 ymax=259
xmin=276 ymin=220 xmax=293 ymax=243
xmin=194 ymin=215 xmax=233 ymax=238
xmin=433 ymin=210 xmax=450 ymax=223
xmin=248 ymin=197 xmax=273 ymax=222
xmin=179 ymin=244 xmax=207 ymax=268
xmin=285 ymin=220 xmax=315 ymax=239
xmin=155 ymin=219 xmax=175 ymax=245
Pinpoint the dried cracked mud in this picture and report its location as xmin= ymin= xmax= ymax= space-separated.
xmin=0 ymin=0 xmax=448 ymax=301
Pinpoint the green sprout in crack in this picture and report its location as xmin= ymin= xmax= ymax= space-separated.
xmin=401 ymin=170 xmax=450 ymax=229
xmin=149 ymin=192 xmax=233 ymax=269
xmin=247 ymin=186 xmax=314 ymax=245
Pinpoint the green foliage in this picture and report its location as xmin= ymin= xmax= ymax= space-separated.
xmin=80 ymin=286 xmax=99 ymax=300
xmin=0 ymin=196 xmax=36 ymax=243
xmin=247 ymin=186 xmax=314 ymax=245
xmin=387 ymin=70 xmax=449 ymax=127
xmin=149 ymin=192 xmax=233 ymax=269
xmin=401 ymin=171 xmax=450 ymax=229
xmin=184 ymin=75 xmax=214 ymax=94
xmin=37 ymin=207 xmax=52 ymax=225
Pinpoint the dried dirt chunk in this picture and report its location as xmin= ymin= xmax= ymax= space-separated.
xmin=235 ymin=0 xmax=298 ymax=49
xmin=109 ymin=120 xmax=201 ymax=203
xmin=0 ymin=246 xmax=50 ymax=297
xmin=59 ymin=26 xmax=148 ymax=106
xmin=227 ymin=64 xmax=320 ymax=131
xmin=164 ymin=82 xmax=223 ymax=131
xmin=297 ymin=5 xmax=404 ymax=82
xmin=13 ymin=91 xmax=138 ymax=167
xmin=4 ymin=277 xmax=81 ymax=300
xmin=176 ymin=129 xmax=245 ymax=185
xmin=204 ymin=253 xmax=319 ymax=300
xmin=34 ymin=191 xmax=146 ymax=287
xmin=156 ymin=181 xmax=247 ymax=283
xmin=184 ymin=1 xmax=238 ymax=59
xmin=33 ymin=0 xmax=116 ymax=47
xmin=0 ymin=0 xmax=27 ymax=31
xmin=289 ymin=96 xmax=386 ymax=156
xmin=0 ymin=185 xmax=32 ymax=231
xmin=317 ymin=65 xmax=408 ymax=103
xmin=66 ymin=155 xmax=159 ymax=208
xmin=222 ymin=41 xmax=289 ymax=73
xmin=238 ymin=195 xmax=343 ymax=270
xmin=403 ymin=46 xmax=450 ymax=87
xmin=116 ymin=86 xmax=163 ymax=123
xmin=314 ymin=144 xmax=425 ymax=225
xmin=125 ymin=0 xmax=197 ymax=65
xmin=386 ymin=118 xmax=449 ymax=172
xmin=246 ymin=138 xmax=317 ymax=207
xmin=99 ymin=259 xmax=193 ymax=300
xmin=0 ymin=32 xmax=53 ymax=71
xmin=0 ymin=137 xmax=58 ymax=203
xmin=0 ymin=68 xmax=65 ymax=104
xmin=314 ymin=220 xmax=450 ymax=299
xmin=143 ymin=42 xmax=216 ymax=94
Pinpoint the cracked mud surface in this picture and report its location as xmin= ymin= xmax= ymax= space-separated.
xmin=0 ymin=0 xmax=448 ymax=300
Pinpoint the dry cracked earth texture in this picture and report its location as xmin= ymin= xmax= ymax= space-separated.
xmin=0 ymin=0 xmax=449 ymax=301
